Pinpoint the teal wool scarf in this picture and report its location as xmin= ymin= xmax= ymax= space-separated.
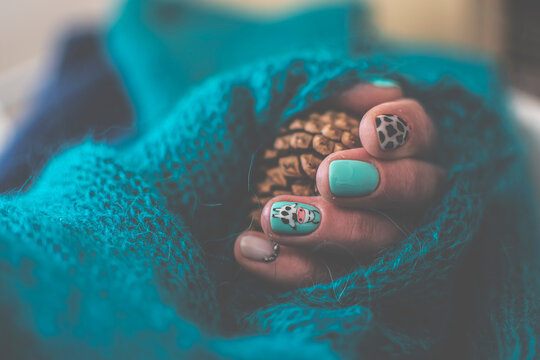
xmin=1 ymin=49 xmax=538 ymax=359
xmin=0 ymin=2 xmax=538 ymax=359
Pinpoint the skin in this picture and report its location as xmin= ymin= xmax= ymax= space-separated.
xmin=234 ymin=82 xmax=446 ymax=288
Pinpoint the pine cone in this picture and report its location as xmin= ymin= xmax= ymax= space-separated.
xmin=250 ymin=111 xmax=362 ymax=229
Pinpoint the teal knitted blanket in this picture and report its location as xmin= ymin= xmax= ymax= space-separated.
xmin=1 ymin=4 xmax=539 ymax=360
xmin=1 ymin=49 xmax=538 ymax=359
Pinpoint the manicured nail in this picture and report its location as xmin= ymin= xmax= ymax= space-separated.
xmin=369 ymin=78 xmax=400 ymax=88
xmin=375 ymin=114 xmax=409 ymax=151
xmin=239 ymin=235 xmax=280 ymax=263
xmin=270 ymin=201 xmax=320 ymax=235
xmin=329 ymin=160 xmax=379 ymax=196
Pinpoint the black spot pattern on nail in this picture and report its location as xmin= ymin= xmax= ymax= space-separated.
xmin=378 ymin=131 xmax=386 ymax=143
xmin=385 ymin=124 xmax=397 ymax=137
xmin=375 ymin=114 xmax=409 ymax=151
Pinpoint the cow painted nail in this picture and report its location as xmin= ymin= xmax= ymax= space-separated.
xmin=376 ymin=114 xmax=409 ymax=150
xmin=270 ymin=201 xmax=320 ymax=235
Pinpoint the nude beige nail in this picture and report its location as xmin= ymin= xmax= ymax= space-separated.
xmin=239 ymin=235 xmax=279 ymax=263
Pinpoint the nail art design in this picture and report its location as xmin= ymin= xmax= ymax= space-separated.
xmin=263 ymin=241 xmax=280 ymax=263
xmin=376 ymin=114 xmax=409 ymax=150
xmin=270 ymin=202 xmax=320 ymax=235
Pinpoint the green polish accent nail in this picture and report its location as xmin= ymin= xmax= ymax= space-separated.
xmin=369 ymin=78 xmax=399 ymax=88
xmin=270 ymin=201 xmax=320 ymax=235
xmin=329 ymin=160 xmax=379 ymax=196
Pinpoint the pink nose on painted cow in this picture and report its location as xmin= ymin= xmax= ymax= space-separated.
xmin=297 ymin=207 xmax=306 ymax=224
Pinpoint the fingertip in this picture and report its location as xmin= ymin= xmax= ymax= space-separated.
xmin=234 ymin=231 xmax=326 ymax=288
xmin=359 ymin=116 xmax=380 ymax=158
xmin=235 ymin=231 xmax=279 ymax=264
xmin=359 ymin=99 xmax=435 ymax=160
xmin=337 ymin=81 xmax=403 ymax=114
xmin=316 ymin=147 xmax=374 ymax=204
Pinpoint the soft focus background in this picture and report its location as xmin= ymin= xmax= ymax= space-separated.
xmin=0 ymin=0 xmax=539 ymax=182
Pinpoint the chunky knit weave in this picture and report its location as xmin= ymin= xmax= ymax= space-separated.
xmin=0 ymin=50 xmax=538 ymax=359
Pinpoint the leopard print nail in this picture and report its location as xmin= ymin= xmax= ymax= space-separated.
xmin=376 ymin=114 xmax=409 ymax=151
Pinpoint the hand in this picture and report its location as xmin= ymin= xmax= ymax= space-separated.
xmin=234 ymin=80 xmax=445 ymax=288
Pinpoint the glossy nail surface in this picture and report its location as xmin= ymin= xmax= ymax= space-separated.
xmin=376 ymin=114 xmax=409 ymax=150
xmin=329 ymin=160 xmax=379 ymax=196
xmin=369 ymin=78 xmax=400 ymax=88
xmin=270 ymin=201 xmax=320 ymax=235
xmin=239 ymin=235 xmax=279 ymax=263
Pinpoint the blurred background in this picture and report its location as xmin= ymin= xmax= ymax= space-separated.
xmin=0 ymin=0 xmax=539 ymax=186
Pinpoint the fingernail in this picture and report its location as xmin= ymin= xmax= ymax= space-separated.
xmin=369 ymin=78 xmax=400 ymax=88
xmin=239 ymin=235 xmax=280 ymax=263
xmin=270 ymin=201 xmax=320 ymax=235
xmin=329 ymin=160 xmax=379 ymax=196
xmin=375 ymin=114 xmax=409 ymax=151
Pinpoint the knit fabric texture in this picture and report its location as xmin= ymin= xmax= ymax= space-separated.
xmin=0 ymin=47 xmax=538 ymax=359
xmin=106 ymin=0 xmax=368 ymax=137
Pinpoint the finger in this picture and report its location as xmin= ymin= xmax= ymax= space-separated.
xmin=336 ymin=80 xmax=403 ymax=114
xmin=359 ymin=98 xmax=437 ymax=159
xmin=234 ymin=231 xmax=329 ymax=287
xmin=259 ymin=196 xmax=402 ymax=252
xmin=316 ymin=148 xmax=446 ymax=209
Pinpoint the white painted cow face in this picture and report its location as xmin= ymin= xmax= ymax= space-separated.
xmin=271 ymin=202 xmax=320 ymax=230
xmin=272 ymin=203 xmax=298 ymax=230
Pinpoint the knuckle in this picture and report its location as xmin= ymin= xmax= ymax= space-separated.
xmin=350 ymin=214 xmax=374 ymax=245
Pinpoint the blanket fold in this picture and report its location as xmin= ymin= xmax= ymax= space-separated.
xmin=0 ymin=39 xmax=538 ymax=360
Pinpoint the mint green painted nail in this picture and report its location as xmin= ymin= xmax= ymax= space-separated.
xmin=270 ymin=201 xmax=320 ymax=235
xmin=369 ymin=78 xmax=399 ymax=88
xmin=329 ymin=160 xmax=379 ymax=196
